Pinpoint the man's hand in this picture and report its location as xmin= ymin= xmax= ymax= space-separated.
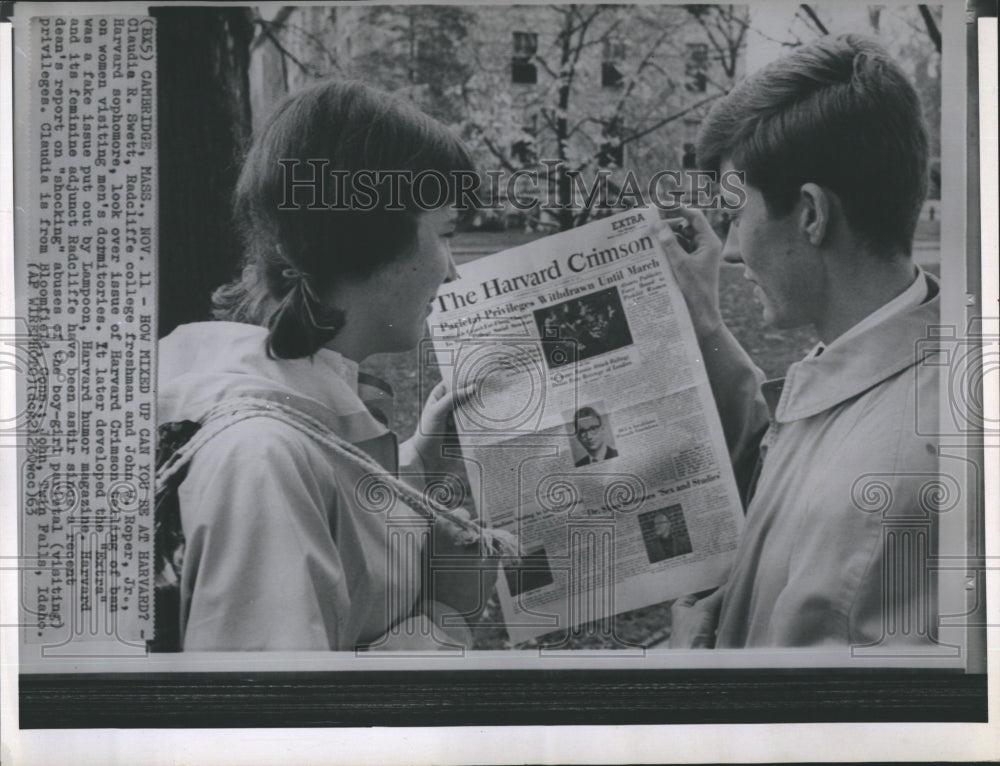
xmin=659 ymin=206 xmax=726 ymax=340
xmin=669 ymin=587 xmax=725 ymax=648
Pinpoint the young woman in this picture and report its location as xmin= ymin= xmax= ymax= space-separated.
xmin=156 ymin=80 xmax=498 ymax=651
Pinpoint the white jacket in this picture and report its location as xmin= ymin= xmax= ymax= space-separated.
xmin=707 ymin=273 xmax=942 ymax=647
xmin=159 ymin=322 xmax=427 ymax=650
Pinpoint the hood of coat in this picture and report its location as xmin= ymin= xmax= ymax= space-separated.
xmin=157 ymin=321 xmax=377 ymax=430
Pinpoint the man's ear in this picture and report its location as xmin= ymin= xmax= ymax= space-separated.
xmin=798 ymin=183 xmax=834 ymax=247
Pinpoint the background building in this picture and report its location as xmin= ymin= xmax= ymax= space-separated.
xmin=248 ymin=4 xmax=749 ymax=230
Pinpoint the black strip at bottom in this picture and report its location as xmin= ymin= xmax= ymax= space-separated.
xmin=19 ymin=669 xmax=987 ymax=728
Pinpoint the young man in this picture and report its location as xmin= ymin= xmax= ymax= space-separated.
xmin=573 ymin=406 xmax=619 ymax=466
xmin=662 ymin=34 xmax=940 ymax=648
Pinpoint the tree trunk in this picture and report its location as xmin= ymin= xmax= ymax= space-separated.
xmin=555 ymin=22 xmax=574 ymax=231
xmin=151 ymin=7 xmax=254 ymax=337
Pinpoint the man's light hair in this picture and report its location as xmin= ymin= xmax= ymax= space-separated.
xmin=697 ymin=34 xmax=930 ymax=258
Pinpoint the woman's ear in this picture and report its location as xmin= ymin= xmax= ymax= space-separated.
xmin=798 ymin=183 xmax=833 ymax=247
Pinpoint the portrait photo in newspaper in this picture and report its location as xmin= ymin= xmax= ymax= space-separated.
xmin=3 ymin=0 xmax=995 ymax=758
xmin=566 ymin=402 xmax=621 ymax=468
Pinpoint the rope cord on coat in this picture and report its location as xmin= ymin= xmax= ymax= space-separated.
xmin=156 ymin=395 xmax=518 ymax=556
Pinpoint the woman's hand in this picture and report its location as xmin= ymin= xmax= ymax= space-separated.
xmin=408 ymin=380 xmax=475 ymax=471
xmin=658 ymin=206 xmax=726 ymax=340
xmin=427 ymin=507 xmax=500 ymax=625
xmin=669 ymin=587 xmax=725 ymax=649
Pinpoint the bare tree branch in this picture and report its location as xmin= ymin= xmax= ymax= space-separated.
xmin=539 ymin=107 xmax=559 ymax=133
xmin=567 ymin=116 xmax=607 ymax=138
xmin=534 ymin=54 xmax=560 ymax=80
xmin=620 ymin=94 xmax=720 ymax=145
xmin=254 ymin=18 xmax=316 ymax=79
xmin=251 ymin=6 xmax=295 ymax=51
xmin=481 ymin=134 xmax=517 ymax=171
xmin=918 ymin=5 xmax=942 ymax=54
xmin=800 ymin=4 xmax=829 ymax=36
xmin=610 ymin=22 xmax=677 ymax=117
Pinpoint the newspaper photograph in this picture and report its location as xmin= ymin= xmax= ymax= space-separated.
xmin=427 ymin=210 xmax=745 ymax=644
xmin=1 ymin=0 xmax=996 ymax=762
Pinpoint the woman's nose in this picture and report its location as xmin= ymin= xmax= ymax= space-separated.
xmin=721 ymin=225 xmax=743 ymax=264
xmin=446 ymin=251 xmax=459 ymax=282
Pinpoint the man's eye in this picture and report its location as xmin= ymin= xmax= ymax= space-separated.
xmin=441 ymin=231 xmax=456 ymax=240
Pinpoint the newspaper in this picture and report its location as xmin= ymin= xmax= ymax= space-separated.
xmin=428 ymin=210 xmax=744 ymax=644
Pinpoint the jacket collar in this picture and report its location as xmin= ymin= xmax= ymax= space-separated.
xmin=158 ymin=322 xmax=393 ymax=445
xmin=768 ymin=272 xmax=940 ymax=424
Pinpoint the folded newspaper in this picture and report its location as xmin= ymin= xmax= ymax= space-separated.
xmin=428 ymin=209 xmax=745 ymax=644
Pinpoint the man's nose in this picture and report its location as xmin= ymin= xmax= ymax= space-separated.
xmin=721 ymin=225 xmax=743 ymax=264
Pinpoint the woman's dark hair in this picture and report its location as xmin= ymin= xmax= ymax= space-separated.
xmin=212 ymin=80 xmax=476 ymax=358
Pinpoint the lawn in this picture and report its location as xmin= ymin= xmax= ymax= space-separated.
xmin=360 ymin=245 xmax=939 ymax=649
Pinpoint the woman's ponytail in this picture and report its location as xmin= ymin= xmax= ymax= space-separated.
xmin=265 ymin=263 xmax=344 ymax=359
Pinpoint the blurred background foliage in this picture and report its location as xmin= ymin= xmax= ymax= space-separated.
xmin=156 ymin=3 xmax=941 ymax=336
